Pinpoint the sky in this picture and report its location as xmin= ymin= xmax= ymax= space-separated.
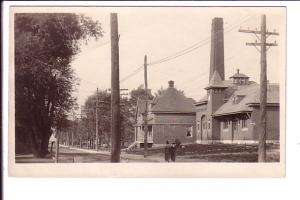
xmin=67 ymin=7 xmax=285 ymax=107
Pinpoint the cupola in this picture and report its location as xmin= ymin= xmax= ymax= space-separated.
xmin=230 ymin=69 xmax=249 ymax=85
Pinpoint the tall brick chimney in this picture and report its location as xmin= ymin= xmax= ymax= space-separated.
xmin=209 ymin=17 xmax=225 ymax=81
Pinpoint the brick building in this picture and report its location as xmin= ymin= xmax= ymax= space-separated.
xmin=194 ymin=17 xmax=280 ymax=144
xmin=133 ymin=17 xmax=280 ymax=147
xmin=134 ymin=80 xmax=196 ymax=148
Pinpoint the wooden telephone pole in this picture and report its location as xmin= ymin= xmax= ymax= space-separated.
xmin=95 ymin=88 xmax=99 ymax=151
xmin=55 ymin=129 xmax=59 ymax=163
xmin=72 ymin=111 xmax=75 ymax=147
xmin=143 ymin=55 xmax=148 ymax=158
xmin=110 ymin=13 xmax=121 ymax=162
xmin=239 ymin=14 xmax=279 ymax=162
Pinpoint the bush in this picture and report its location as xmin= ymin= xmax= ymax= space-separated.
xmin=175 ymin=138 xmax=181 ymax=148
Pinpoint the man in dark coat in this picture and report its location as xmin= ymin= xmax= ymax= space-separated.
xmin=170 ymin=143 xmax=177 ymax=162
xmin=164 ymin=141 xmax=171 ymax=162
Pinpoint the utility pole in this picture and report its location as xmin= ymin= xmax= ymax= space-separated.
xmin=239 ymin=14 xmax=279 ymax=162
xmin=143 ymin=55 xmax=149 ymax=158
xmin=55 ymin=128 xmax=59 ymax=163
xmin=110 ymin=13 xmax=121 ymax=162
xmin=72 ymin=111 xmax=75 ymax=147
xmin=95 ymin=88 xmax=99 ymax=151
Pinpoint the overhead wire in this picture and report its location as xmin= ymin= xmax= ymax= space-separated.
xmin=77 ymin=13 xmax=255 ymax=104
xmin=120 ymin=14 xmax=254 ymax=83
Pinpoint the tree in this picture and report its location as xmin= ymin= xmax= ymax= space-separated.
xmin=80 ymin=86 xmax=156 ymax=150
xmin=120 ymin=96 xmax=135 ymax=147
xmin=154 ymin=86 xmax=185 ymax=97
xmin=15 ymin=13 xmax=103 ymax=157
xmin=83 ymin=90 xmax=111 ymax=148
xmin=129 ymin=85 xmax=154 ymax=106
xmin=82 ymin=89 xmax=135 ymax=148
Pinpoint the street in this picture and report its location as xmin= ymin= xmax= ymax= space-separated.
xmin=15 ymin=143 xmax=280 ymax=163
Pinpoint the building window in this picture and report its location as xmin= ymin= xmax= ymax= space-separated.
xmin=208 ymin=120 xmax=210 ymax=129
xmin=148 ymin=125 xmax=153 ymax=137
xmin=241 ymin=119 xmax=247 ymax=128
xmin=232 ymin=96 xmax=237 ymax=104
xmin=207 ymin=119 xmax=211 ymax=129
xmin=197 ymin=121 xmax=200 ymax=132
xmin=186 ymin=126 xmax=193 ymax=137
xmin=223 ymin=120 xmax=229 ymax=129
xmin=233 ymin=121 xmax=237 ymax=131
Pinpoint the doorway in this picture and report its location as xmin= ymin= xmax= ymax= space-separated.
xmin=231 ymin=120 xmax=238 ymax=141
xmin=201 ymin=115 xmax=207 ymax=141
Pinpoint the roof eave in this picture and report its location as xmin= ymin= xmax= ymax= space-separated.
xmin=194 ymin=101 xmax=208 ymax=106
xmin=205 ymin=85 xmax=228 ymax=90
xmin=213 ymin=110 xmax=252 ymax=117
xmin=152 ymin=111 xmax=196 ymax=114
xmin=247 ymin=102 xmax=280 ymax=107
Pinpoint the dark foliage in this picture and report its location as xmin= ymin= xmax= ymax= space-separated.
xmin=15 ymin=13 xmax=103 ymax=157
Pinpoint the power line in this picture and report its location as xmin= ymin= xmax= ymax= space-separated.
xmin=79 ymin=40 xmax=110 ymax=56
xmin=148 ymin=14 xmax=253 ymax=66
xmin=147 ymin=14 xmax=252 ymax=66
xmin=120 ymin=14 xmax=254 ymax=83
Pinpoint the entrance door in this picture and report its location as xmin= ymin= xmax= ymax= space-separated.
xmin=231 ymin=120 xmax=238 ymax=141
xmin=201 ymin=115 xmax=207 ymax=140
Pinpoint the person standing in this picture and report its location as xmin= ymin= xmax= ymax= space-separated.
xmin=164 ymin=141 xmax=171 ymax=162
xmin=170 ymin=142 xmax=177 ymax=162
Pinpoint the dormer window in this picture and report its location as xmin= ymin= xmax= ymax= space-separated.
xmin=232 ymin=95 xmax=245 ymax=104
xmin=232 ymin=96 xmax=237 ymax=104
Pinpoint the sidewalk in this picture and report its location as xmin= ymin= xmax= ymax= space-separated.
xmin=15 ymin=154 xmax=55 ymax=163
xmin=61 ymin=145 xmax=165 ymax=162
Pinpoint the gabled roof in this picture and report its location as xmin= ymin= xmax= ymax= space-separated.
xmin=151 ymin=85 xmax=196 ymax=113
xmin=194 ymin=81 xmax=257 ymax=106
xmin=213 ymin=83 xmax=279 ymax=116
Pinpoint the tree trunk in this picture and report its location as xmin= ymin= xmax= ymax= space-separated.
xmin=30 ymin=126 xmax=51 ymax=158
xmin=40 ymin=134 xmax=50 ymax=157
xmin=30 ymin=128 xmax=41 ymax=158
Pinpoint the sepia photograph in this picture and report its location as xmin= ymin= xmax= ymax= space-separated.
xmin=8 ymin=6 xmax=286 ymax=177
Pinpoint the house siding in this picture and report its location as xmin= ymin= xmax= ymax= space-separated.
xmin=154 ymin=113 xmax=195 ymax=124
xmin=152 ymin=113 xmax=196 ymax=145
xmin=220 ymin=118 xmax=254 ymax=141
xmin=206 ymin=89 xmax=227 ymax=141
xmin=252 ymin=106 xmax=280 ymax=141
xmin=196 ymin=104 xmax=279 ymax=143
xmin=152 ymin=124 xmax=196 ymax=145
xmin=135 ymin=112 xmax=196 ymax=146
xmin=195 ymin=104 xmax=207 ymax=142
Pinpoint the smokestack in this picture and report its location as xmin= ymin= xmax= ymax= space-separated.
xmin=209 ymin=17 xmax=225 ymax=81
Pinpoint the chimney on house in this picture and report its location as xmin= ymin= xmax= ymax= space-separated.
xmin=209 ymin=17 xmax=225 ymax=82
xmin=168 ymin=80 xmax=174 ymax=88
